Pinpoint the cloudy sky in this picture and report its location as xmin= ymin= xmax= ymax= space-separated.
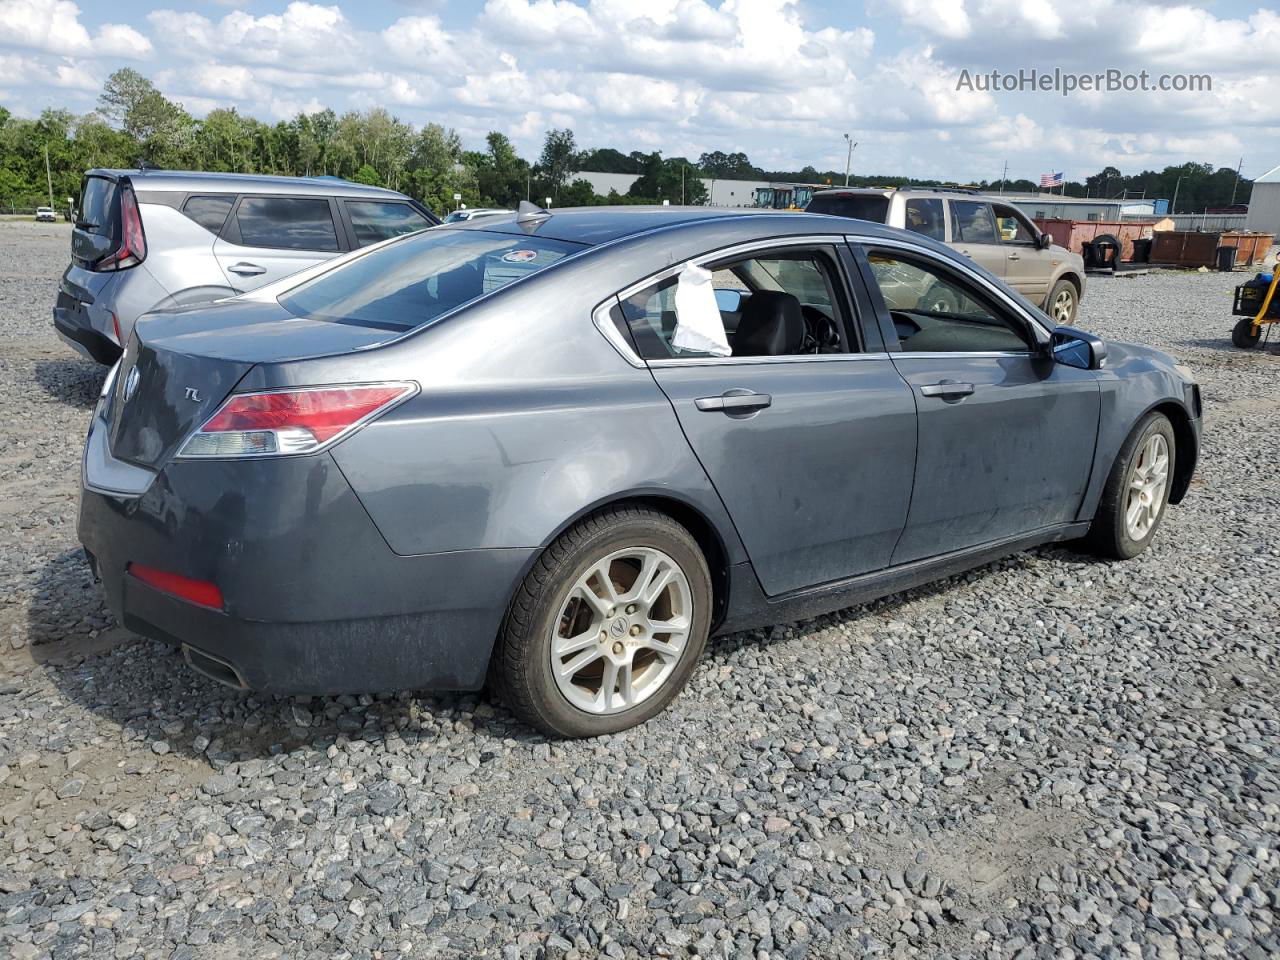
xmin=1 ymin=0 xmax=1277 ymax=182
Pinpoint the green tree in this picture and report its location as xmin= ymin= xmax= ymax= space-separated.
xmin=538 ymin=128 xmax=577 ymax=200
xmin=352 ymin=163 xmax=383 ymax=186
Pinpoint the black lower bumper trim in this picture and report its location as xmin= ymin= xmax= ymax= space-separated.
xmin=53 ymin=309 xmax=120 ymax=365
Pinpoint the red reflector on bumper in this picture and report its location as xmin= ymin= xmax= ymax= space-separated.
xmin=127 ymin=563 xmax=224 ymax=610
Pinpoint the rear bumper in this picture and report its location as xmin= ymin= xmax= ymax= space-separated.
xmin=78 ymin=414 xmax=532 ymax=694
xmin=54 ymin=265 xmax=122 ymax=365
xmin=53 ymin=303 xmax=120 ymax=365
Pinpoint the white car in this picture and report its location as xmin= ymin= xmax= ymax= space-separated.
xmin=35 ymin=207 xmax=56 ymax=222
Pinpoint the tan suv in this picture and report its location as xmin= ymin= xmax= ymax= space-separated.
xmin=806 ymin=187 xmax=1085 ymax=324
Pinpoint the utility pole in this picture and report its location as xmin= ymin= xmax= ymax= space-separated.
xmin=1229 ymin=156 xmax=1243 ymax=205
xmin=681 ymin=164 xmax=685 ymax=205
xmin=1171 ymin=175 xmax=1184 ymax=215
xmin=842 ymin=134 xmax=857 ymax=186
xmin=998 ymin=160 xmax=1008 ymax=194
xmin=44 ymin=144 xmax=54 ymax=208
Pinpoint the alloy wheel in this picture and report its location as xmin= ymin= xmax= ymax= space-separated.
xmin=549 ymin=547 xmax=693 ymax=715
xmin=1053 ymin=288 xmax=1075 ymax=324
xmin=1124 ymin=433 xmax=1169 ymax=540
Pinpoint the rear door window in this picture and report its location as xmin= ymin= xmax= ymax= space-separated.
xmin=949 ymin=201 xmax=999 ymax=244
xmin=345 ymin=200 xmax=432 ymax=247
xmin=805 ymin=193 xmax=890 ymax=222
xmin=234 ymin=196 xmax=339 ymax=251
xmin=182 ymin=195 xmax=235 ymax=235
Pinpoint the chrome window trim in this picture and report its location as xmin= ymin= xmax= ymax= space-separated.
xmin=592 ymin=297 xmax=645 ymax=368
xmin=887 ymin=351 xmax=1036 ymax=360
xmin=848 ymin=233 xmax=1052 ymax=343
xmin=593 ymin=234 xmax=852 ymax=368
xmin=648 ymin=352 xmax=892 ymax=369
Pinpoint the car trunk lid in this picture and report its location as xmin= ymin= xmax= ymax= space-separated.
xmin=107 ymin=337 xmax=255 ymax=469
xmin=106 ymin=298 xmax=411 ymax=468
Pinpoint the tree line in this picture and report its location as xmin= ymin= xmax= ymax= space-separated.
xmin=0 ymin=69 xmax=1253 ymax=217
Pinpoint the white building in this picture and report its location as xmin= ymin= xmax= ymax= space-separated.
xmin=568 ymin=171 xmax=810 ymax=207
xmin=1245 ymin=164 xmax=1280 ymax=235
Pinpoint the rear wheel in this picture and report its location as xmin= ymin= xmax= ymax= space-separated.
xmin=1047 ymin=279 xmax=1078 ymax=325
xmin=491 ymin=506 xmax=712 ymax=737
xmin=1086 ymin=412 xmax=1175 ymax=560
xmin=1232 ymin=316 xmax=1262 ymax=348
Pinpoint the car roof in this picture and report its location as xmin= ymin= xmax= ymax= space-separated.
xmin=84 ymin=168 xmax=412 ymax=201
xmin=811 ymin=186 xmax=984 ymax=199
xmin=440 ymin=205 xmax=849 ymax=245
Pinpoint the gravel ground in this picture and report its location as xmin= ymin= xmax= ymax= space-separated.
xmin=1 ymin=218 xmax=1278 ymax=960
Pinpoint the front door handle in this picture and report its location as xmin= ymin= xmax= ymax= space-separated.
xmin=1007 ymin=253 xmax=1021 ymax=261
xmin=919 ymin=380 xmax=975 ymax=400
xmin=695 ymin=391 xmax=772 ymax=413
xmin=228 ymin=262 xmax=266 ymax=276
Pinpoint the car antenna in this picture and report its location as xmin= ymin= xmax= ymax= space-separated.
xmin=516 ymin=200 xmax=551 ymax=224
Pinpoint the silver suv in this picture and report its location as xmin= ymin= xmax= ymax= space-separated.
xmin=806 ymin=187 xmax=1085 ymax=324
xmin=54 ymin=170 xmax=437 ymax=364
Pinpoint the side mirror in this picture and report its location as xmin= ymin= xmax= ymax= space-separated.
xmin=1037 ymin=232 xmax=1053 ymax=250
xmin=714 ymin=288 xmax=744 ymax=313
xmin=1051 ymin=325 xmax=1107 ymax=370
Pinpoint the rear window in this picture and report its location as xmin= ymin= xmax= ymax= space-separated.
xmin=805 ymin=193 xmax=890 ymax=222
xmin=345 ymin=200 xmax=432 ymax=247
xmin=78 ymin=176 xmax=118 ymax=234
xmin=278 ymin=230 xmax=581 ymax=330
xmin=235 ymin=196 xmax=339 ymax=251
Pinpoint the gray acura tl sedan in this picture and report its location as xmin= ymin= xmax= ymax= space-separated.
xmin=78 ymin=205 xmax=1201 ymax=737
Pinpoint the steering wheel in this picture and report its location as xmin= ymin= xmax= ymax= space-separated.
xmin=800 ymin=305 xmax=841 ymax=353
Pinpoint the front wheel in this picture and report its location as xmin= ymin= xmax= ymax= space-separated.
xmin=1086 ymin=412 xmax=1175 ymax=560
xmin=490 ymin=506 xmax=712 ymax=737
xmin=1232 ymin=316 xmax=1262 ymax=348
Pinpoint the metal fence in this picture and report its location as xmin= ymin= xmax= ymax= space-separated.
xmin=1165 ymin=214 xmax=1248 ymax=232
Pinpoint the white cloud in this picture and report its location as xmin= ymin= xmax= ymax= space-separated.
xmin=0 ymin=0 xmax=1275 ymax=182
xmin=0 ymin=0 xmax=151 ymax=59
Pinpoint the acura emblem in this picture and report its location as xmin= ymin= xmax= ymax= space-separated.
xmin=123 ymin=366 xmax=140 ymax=402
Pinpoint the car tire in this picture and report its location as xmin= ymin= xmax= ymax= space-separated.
xmin=1047 ymin=279 xmax=1078 ymax=326
xmin=1232 ymin=317 xmax=1262 ymax=349
xmin=1086 ymin=412 xmax=1176 ymax=560
xmin=490 ymin=506 xmax=712 ymax=738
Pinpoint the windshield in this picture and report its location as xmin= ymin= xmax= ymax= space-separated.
xmin=278 ymin=229 xmax=582 ymax=330
xmin=805 ymin=193 xmax=890 ymax=222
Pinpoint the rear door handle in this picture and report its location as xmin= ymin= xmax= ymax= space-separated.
xmin=1008 ymin=253 xmax=1021 ymax=261
xmin=919 ymin=380 xmax=975 ymax=399
xmin=695 ymin=391 xmax=772 ymax=413
xmin=228 ymin=262 xmax=266 ymax=276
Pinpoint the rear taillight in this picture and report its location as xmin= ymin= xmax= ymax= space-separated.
xmin=177 ymin=383 xmax=416 ymax=459
xmin=97 ymin=187 xmax=146 ymax=271
xmin=128 ymin=563 xmax=224 ymax=610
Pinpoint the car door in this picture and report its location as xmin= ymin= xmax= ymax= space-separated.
xmin=992 ymin=202 xmax=1053 ymax=304
xmin=214 ymin=195 xmax=345 ymax=293
xmin=948 ymin=199 xmax=1007 ymax=278
xmin=853 ymin=242 xmax=1100 ymax=564
xmin=613 ymin=238 xmax=918 ymax=597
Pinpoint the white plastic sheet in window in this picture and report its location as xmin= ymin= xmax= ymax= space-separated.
xmin=671 ymin=263 xmax=731 ymax=357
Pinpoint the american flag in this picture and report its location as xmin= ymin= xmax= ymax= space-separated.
xmin=1040 ymin=171 xmax=1064 ymax=188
